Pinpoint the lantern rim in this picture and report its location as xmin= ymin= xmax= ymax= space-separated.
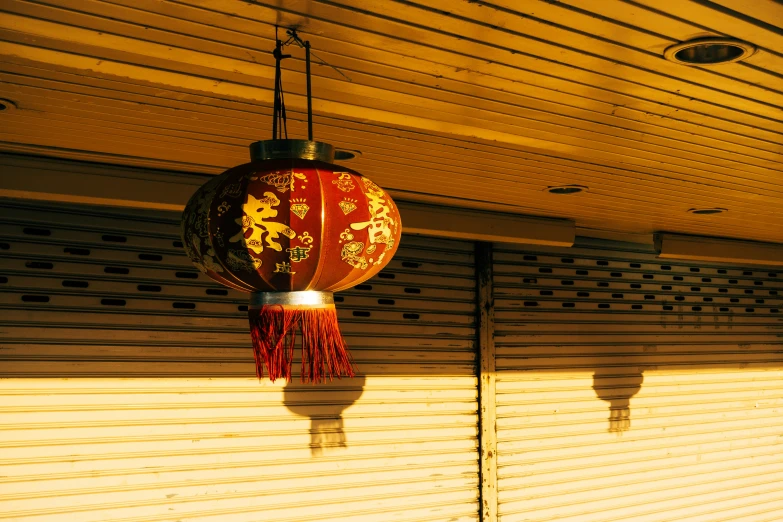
xmin=250 ymin=291 xmax=335 ymax=308
xmin=249 ymin=139 xmax=335 ymax=163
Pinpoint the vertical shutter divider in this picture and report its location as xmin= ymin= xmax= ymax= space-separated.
xmin=477 ymin=241 xmax=498 ymax=522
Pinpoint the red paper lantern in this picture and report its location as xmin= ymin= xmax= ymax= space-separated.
xmin=181 ymin=140 xmax=402 ymax=383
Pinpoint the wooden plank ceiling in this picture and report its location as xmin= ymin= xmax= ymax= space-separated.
xmin=0 ymin=0 xmax=781 ymax=243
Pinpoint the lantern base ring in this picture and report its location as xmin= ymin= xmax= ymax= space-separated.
xmin=250 ymin=291 xmax=334 ymax=309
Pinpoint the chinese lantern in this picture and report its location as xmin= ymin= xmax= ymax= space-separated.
xmin=181 ymin=139 xmax=401 ymax=383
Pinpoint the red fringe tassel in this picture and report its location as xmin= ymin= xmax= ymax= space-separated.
xmin=248 ymin=305 xmax=355 ymax=383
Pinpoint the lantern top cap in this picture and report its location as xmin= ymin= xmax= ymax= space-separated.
xmin=250 ymin=139 xmax=335 ymax=163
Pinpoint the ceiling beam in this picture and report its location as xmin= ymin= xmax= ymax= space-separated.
xmin=0 ymin=153 xmax=575 ymax=247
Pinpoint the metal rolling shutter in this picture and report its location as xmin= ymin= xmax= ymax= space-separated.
xmin=493 ymin=239 xmax=783 ymax=522
xmin=0 ymin=199 xmax=479 ymax=522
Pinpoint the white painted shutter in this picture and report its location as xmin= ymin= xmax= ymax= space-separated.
xmin=0 ymin=199 xmax=479 ymax=522
xmin=492 ymin=239 xmax=783 ymax=522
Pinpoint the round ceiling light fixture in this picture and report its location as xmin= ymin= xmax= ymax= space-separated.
xmin=334 ymin=149 xmax=361 ymax=161
xmin=688 ymin=208 xmax=728 ymax=215
xmin=664 ymin=38 xmax=756 ymax=66
xmin=545 ymin=184 xmax=588 ymax=195
xmin=0 ymin=99 xmax=18 ymax=112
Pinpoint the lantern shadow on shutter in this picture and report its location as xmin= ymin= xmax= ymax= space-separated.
xmin=283 ymin=376 xmax=366 ymax=456
xmin=592 ymin=370 xmax=644 ymax=434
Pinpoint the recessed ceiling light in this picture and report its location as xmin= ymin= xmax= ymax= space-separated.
xmin=546 ymin=185 xmax=588 ymax=195
xmin=664 ymin=38 xmax=756 ymax=66
xmin=334 ymin=149 xmax=361 ymax=161
xmin=0 ymin=99 xmax=17 ymax=112
xmin=688 ymin=208 xmax=728 ymax=215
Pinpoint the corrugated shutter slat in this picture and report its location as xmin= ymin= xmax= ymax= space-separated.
xmin=0 ymin=200 xmax=480 ymax=522
xmin=493 ymin=241 xmax=783 ymax=522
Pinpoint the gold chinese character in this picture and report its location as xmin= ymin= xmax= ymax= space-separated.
xmin=274 ymin=262 xmax=296 ymax=274
xmin=286 ymin=246 xmax=311 ymax=263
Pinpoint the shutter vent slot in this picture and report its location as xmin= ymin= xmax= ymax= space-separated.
xmin=23 ymin=227 xmax=51 ymax=236
xmin=105 ymin=267 xmax=129 ymax=275
xmin=22 ymin=295 xmax=49 ymax=303
xmin=64 ymin=247 xmax=90 ymax=256
xmin=26 ymin=261 xmax=53 ymax=269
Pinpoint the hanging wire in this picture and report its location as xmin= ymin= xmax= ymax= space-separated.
xmin=271 ymin=27 xmax=351 ymax=141
xmin=272 ymin=26 xmax=291 ymax=140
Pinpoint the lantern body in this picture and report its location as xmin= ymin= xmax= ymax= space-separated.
xmin=181 ymin=141 xmax=401 ymax=382
xmin=182 ymin=159 xmax=401 ymax=293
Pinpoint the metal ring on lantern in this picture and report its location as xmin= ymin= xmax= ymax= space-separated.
xmin=250 ymin=139 xmax=335 ymax=162
xmin=250 ymin=291 xmax=335 ymax=309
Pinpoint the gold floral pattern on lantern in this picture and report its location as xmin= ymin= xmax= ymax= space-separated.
xmin=298 ymin=231 xmax=314 ymax=245
xmin=332 ymin=172 xmax=355 ymax=192
xmin=226 ymin=249 xmax=263 ymax=272
xmin=341 ymin=241 xmax=368 ymax=269
xmin=220 ymin=182 xmax=243 ymax=199
xmin=251 ymin=170 xmax=307 ymax=193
